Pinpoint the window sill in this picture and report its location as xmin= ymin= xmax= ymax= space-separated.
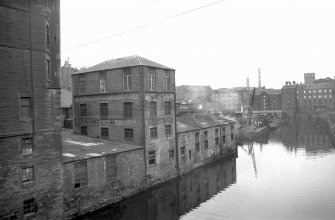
xmin=22 ymin=181 xmax=35 ymax=188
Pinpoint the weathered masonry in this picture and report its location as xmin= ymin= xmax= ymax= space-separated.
xmin=176 ymin=113 xmax=237 ymax=174
xmin=0 ymin=0 xmax=63 ymax=219
xmin=62 ymin=130 xmax=146 ymax=219
xmin=72 ymin=56 xmax=178 ymax=185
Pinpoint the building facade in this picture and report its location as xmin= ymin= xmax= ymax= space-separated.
xmin=212 ymin=88 xmax=242 ymax=113
xmin=176 ymin=113 xmax=237 ymax=174
xmin=0 ymin=1 xmax=63 ymax=219
xmin=253 ymin=89 xmax=281 ymax=111
xmin=72 ymin=56 xmax=178 ymax=184
xmin=281 ymin=73 xmax=335 ymax=116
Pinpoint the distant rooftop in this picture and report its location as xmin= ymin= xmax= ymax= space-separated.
xmin=177 ymin=113 xmax=235 ymax=133
xmin=62 ymin=129 xmax=143 ymax=163
xmin=73 ymin=55 xmax=174 ymax=75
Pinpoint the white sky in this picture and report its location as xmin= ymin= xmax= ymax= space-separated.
xmin=61 ymin=0 xmax=335 ymax=89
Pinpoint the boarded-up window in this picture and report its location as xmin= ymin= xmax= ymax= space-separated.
xmin=79 ymin=75 xmax=86 ymax=93
xmin=164 ymin=101 xmax=171 ymax=115
xmin=106 ymin=154 xmax=117 ymax=179
xmin=80 ymin=104 xmax=87 ymax=117
xmin=149 ymin=102 xmax=157 ymax=117
xmin=20 ymin=97 xmax=32 ymax=120
xmin=74 ymin=161 xmax=87 ymax=188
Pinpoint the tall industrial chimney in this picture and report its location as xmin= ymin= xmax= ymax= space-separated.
xmin=246 ymin=77 xmax=250 ymax=89
xmin=258 ymin=68 xmax=261 ymax=88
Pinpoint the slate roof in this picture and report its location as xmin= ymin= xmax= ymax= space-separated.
xmin=176 ymin=113 xmax=235 ymax=133
xmin=62 ymin=129 xmax=143 ymax=163
xmin=73 ymin=55 xmax=174 ymax=75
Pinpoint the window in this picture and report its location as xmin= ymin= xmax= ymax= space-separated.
xmin=20 ymin=97 xmax=32 ymax=120
xmin=149 ymin=101 xmax=157 ymax=117
xmin=81 ymin=126 xmax=87 ymax=135
xmin=74 ymin=161 xmax=87 ymax=188
xmin=47 ymin=58 xmax=51 ymax=82
xmin=22 ymin=167 xmax=34 ymax=183
xmin=123 ymin=68 xmax=132 ymax=91
xmin=123 ymin=102 xmax=133 ymax=119
xmin=46 ymin=22 xmax=50 ymax=46
xmin=169 ymin=149 xmax=174 ymax=160
xmin=80 ymin=104 xmax=87 ymax=117
xmin=204 ymin=131 xmax=208 ymax=149
xmin=124 ymin=128 xmax=134 ymax=140
xmin=149 ymin=69 xmax=156 ymax=91
xmin=222 ymin=127 xmax=225 ymax=133
xmin=230 ymin=125 xmax=234 ymax=131
xmin=101 ymin=127 xmax=109 ymax=138
xmin=100 ymin=103 xmax=108 ymax=120
xmin=148 ymin=150 xmax=156 ymax=165
xmin=150 ymin=127 xmax=158 ymax=139
xmin=195 ymin=132 xmax=200 ymax=152
xmin=165 ymin=125 xmax=172 ymax=137
xmin=215 ymin=129 xmax=219 ymax=137
xmin=231 ymin=134 xmax=234 ymax=141
xmin=106 ymin=154 xmax=117 ymax=179
xmin=23 ymin=198 xmax=37 ymax=215
xmin=164 ymin=101 xmax=171 ymax=115
xmin=79 ymin=75 xmax=86 ymax=93
xmin=99 ymin=71 xmax=107 ymax=93
xmin=22 ymin=138 xmax=33 ymax=155
xmin=189 ymin=150 xmax=192 ymax=160
xmin=309 ymin=90 xmax=311 ymax=94
xmin=222 ymin=135 xmax=226 ymax=143
xmin=215 ymin=137 xmax=219 ymax=145
xmin=181 ymin=147 xmax=186 ymax=161
xmin=164 ymin=71 xmax=170 ymax=90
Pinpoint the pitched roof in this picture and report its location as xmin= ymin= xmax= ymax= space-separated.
xmin=74 ymin=55 xmax=174 ymax=75
xmin=176 ymin=113 xmax=235 ymax=133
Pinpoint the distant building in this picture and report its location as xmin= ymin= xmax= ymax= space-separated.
xmin=253 ymin=89 xmax=281 ymax=111
xmin=281 ymin=73 xmax=335 ymax=116
xmin=0 ymin=1 xmax=63 ymax=219
xmin=72 ymin=55 xmax=178 ymax=184
xmin=60 ymin=59 xmax=78 ymax=128
xmin=212 ymin=88 xmax=241 ymax=113
xmin=176 ymin=113 xmax=237 ymax=174
xmin=176 ymin=85 xmax=212 ymax=110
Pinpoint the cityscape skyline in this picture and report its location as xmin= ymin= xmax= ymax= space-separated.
xmin=61 ymin=0 xmax=335 ymax=89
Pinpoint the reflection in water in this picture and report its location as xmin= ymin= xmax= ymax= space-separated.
xmin=274 ymin=119 xmax=334 ymax=156
xmin=79 ymin=156 xmax=237 ymax=220
xmin=80 ymin=119 xmax=335 ymax=220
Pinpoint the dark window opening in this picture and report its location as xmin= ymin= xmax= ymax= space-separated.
xmin=148 ymin=150 xmax=156 ymax=165
xmin=101 ymin=127 xmax=109 ymax=138
xmin=124 ymin=128 xmax=134 ymax=140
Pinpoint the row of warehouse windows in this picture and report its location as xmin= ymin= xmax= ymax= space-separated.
xmin=149 ymin=127 xmax=235 ymax=165
xmin=80 ymin=125 xmax=173 ymax=140
xmin=79 ymin=68 xmax=171 ymax=93
xmin=79 ymin=101 xmax=172 ymax=118
xmin=298 ymin=89 xmax=332 ymax=94
xmin=300 ymin=95 xmax=333 ymax=99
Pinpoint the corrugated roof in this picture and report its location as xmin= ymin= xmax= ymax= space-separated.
xmin=73 ymin=55 xmax=174 ymax=75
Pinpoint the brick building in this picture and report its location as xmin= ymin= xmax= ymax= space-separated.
xmin=211 ymin=88 xmax=242 ymax=113
xmin=62 ymin=130 xmax=146 ymax=218
xmin=281 ymin=73 xmax=335 ymax=116
xmin=0 ymin=1 xmax=63 ymax=219
xmin=253 ymin=89 xmax=281 ymax=111
xmin=72 ymin=55 xmax=177 ymax=184
xmin=176 ymin=113 xmax=237 ymax=174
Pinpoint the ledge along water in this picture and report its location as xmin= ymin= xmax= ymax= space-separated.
xmin=79 ymin=118 xmax=335 ymax=220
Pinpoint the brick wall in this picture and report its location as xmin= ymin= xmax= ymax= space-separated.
xmin=177 ymin=123 xmax=237 ymax=174
xmin=0 ymin=1 xmax=62 ymax=219
xmin=63 ymin=148 xmax=146 ymax=219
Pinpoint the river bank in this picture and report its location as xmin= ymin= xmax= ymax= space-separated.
xmin=317 ymin=111 xmax=335 ymax=145
xmin=237 ymin=125 xmax=269 ymax=143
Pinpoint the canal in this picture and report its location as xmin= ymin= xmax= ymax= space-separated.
xmin=79 ymin=119 xmax=335 ymax=220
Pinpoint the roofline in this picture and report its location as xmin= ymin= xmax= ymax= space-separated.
xmin=72 ymin=64 xmax=175 ymax=75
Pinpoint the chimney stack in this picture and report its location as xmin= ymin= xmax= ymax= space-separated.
xmin=258 ymin=68 xmax=261 ymax=88
xmin=246 ymin=77 xmax=250 ymax=89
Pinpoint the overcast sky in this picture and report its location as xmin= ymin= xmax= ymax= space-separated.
xmin=61 ymin=0 xmax=335 ymax=89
